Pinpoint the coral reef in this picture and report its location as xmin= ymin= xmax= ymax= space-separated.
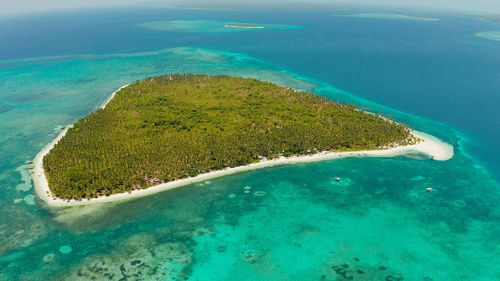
xmin=61 ymin=234 xmax=192 ymax=280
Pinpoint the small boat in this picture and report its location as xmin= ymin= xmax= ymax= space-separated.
xmin=426 ymin=187 xmax=434 ymax=192
xmin=334 ymin=177 xmax=341 ymax=182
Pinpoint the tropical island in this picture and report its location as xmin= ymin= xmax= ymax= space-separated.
xmin=225 ymin=24 xmax=265 ymax=29
xmin=31 ymin=74 xmax=453 ymax=206
xmin=138 ymin=20 xmax=302 ymax=33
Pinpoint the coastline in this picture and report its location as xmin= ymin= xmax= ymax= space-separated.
xmin=99 ymin=84 xmax=130 ymax=109
xmin=31 ymin=86 xmax=454 ymax=207
xmin=225 ymin=24 xmax=265 ymax=29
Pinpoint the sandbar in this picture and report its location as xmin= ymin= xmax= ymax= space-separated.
xmin=225 ymin=24 xmax=265 ymax=29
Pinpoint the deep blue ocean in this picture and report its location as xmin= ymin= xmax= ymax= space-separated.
xmin=0 ymin=8 xmax=499 ymax=280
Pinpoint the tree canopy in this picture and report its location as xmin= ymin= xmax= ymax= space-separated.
xmin=44 ymin=74 xmax=415 ymax=199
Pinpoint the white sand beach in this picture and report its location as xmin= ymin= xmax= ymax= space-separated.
xmin=31 ymin=86 xmax=454 ymax=207
xmin=225 ymin=24 xmax=265 ymax=29
xmin=99 ymin=84 xmax=129 ymax=109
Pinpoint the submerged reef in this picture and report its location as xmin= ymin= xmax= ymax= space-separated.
xmin=0 ymin=208 xmax=48 ymax=257
xmin=475 ymin=31 xmax=500 ymax=42
xmin=60 ymin=234 xmax=192 ymax=280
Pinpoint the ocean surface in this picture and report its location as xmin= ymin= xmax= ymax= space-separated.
xmin=0 ymin=8 xmax=499 ymax=280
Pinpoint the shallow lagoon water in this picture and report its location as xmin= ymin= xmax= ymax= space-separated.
xmin=0 ymin=8 xmax=499 ymax=281
xmin=475 ymin=31 xmax=500 ymax=41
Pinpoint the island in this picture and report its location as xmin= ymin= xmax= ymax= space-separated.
xmin=225 ymin=24 xmax=265 ymax=29
xmin=137 ymin=20 xmax=303 ymax=33
xmin=31 ymin=74 xmax=453 ymax=206
xmin=337 ymin=13 xmax=439 ymax=21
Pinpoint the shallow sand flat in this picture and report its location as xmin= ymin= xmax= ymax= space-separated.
xmin=31 ymin=86 xmax=454 ymax=207
xmin=337 ymin=13 xmax=439 ymax=21
xmin=475 ymin=31 xmax=500 ymax=42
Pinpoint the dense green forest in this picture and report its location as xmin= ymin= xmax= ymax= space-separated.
xmin=44 ymin=74 xmax=417 ymax=200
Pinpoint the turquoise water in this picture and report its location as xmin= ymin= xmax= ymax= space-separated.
xmin=475 ymin=31 xmax=500 ymax=41
xmin=0 ymin=9 xmax=500 ymax=281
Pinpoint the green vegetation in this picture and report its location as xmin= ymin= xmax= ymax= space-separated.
xmin=44 ymin=74 xmax=416 ymax=200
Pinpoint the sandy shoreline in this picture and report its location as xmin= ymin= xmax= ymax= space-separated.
xmin=225 ymin=24 xmax=265 ymax=29
xmin=31 ymin=86 xmax=454 ymax=207
xmin=99 ymin=84 xmax=130 ymax=109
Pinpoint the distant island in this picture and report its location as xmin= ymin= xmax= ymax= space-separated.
xmin=455 ymin=14 xmax=500 ymax=24
xmin=137 ymin=20 xmax=303 ymax=33
xmin=337 ymin=13 xmax=439 ymax=21
xmin=32 ymin=74 xmax=452 ymax=206
xmin=225 ymin=24 xmax=264 ymax=29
